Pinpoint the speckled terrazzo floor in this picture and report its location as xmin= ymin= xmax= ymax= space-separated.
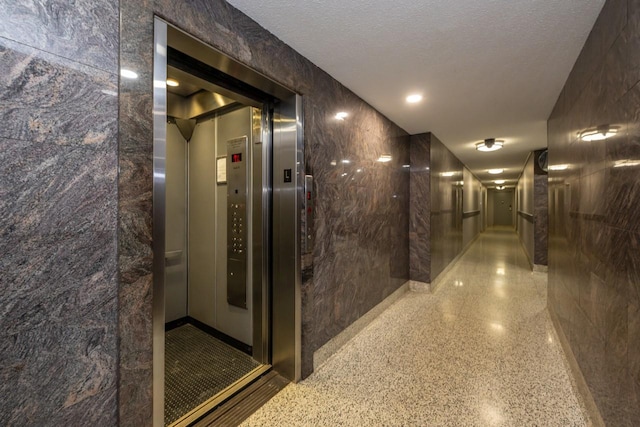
xmin=241 ymin=228 xmax=588 ymax=426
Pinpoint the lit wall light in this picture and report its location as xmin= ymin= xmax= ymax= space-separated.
xmin=406 ymin=94 xmax=423 ymax=103
xmin=166 ymin=78 xmax=180 ymax=87
xmin=548 ymin=164 xmax=569 ymax=171
xmin=488 ymin=168 xmax=504 ymax=174
xmin=441 ymin=171 xmax=455 ymax=177
xmin=335 ymin=112 xmax=348 ymax=120
xmin=476 ymin=138 xmax=504 ymax=152
xmin=121 ymin=69 xmax=139 ymax=79
xmin=579 ymin=125 xmax=618 ymax=141
xmin=613 ymin=159 xmax=640 ymax=168
xmin=494 ymin=180 xmax=505 ymax=184
xmin=377 ymin=155 xmax=393 ymax=163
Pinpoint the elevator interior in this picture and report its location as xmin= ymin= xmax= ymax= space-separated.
xmin=153 ymin=20 xmax=303 ymax=427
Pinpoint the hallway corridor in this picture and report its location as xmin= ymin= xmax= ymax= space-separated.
xmin=242 ymin=228 xmax=587 ymax=426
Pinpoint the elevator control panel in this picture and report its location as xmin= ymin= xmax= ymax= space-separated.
xmin=227 ymin=136 xmax=248 ymax=309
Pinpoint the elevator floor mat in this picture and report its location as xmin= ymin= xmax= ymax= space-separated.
xmin=165 ymin=324 xmax=262 ymax=425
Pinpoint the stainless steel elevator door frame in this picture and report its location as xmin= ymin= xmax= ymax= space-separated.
xmin=153 ymin=18 xmax=303 ymax=427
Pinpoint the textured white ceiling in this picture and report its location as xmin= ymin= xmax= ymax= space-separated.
xmin=227 ymin=0 xmax=605 ymax=184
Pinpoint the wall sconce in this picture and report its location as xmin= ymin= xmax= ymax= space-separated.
xmin=579 ymin=125 xmax=618 ymax=141
xmin=476 ymin=138 xmax=504 ymax=152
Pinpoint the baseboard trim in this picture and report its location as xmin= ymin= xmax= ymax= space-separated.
xmin=313 ymin=281 xmax=410 ymax=371
xmin=548 ymin=307 xmax=605 ymax=427
xmin=428 ymin=233 xmax=480 ymax=293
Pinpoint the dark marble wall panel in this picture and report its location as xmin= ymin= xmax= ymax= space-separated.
xmin=430 ymin=135 xmax=464 ymax=281
xmin=0 ymin=6 xmax=118 ymax=423
xmin=462 ymin=167 xmax=482 ymax=248
xmin=409 ymin=133 xmax=431 ymax=283
xmin=118 ymin=3 xmax=410 ymax=414
xmin=533 ymin=170 xmax=548 ymax=265
xmin=118 ymin=0 xmax=154 ymax=425
xmin=516 ymin=154 xmax=535 ymax=266
xmin=548 ymin=0 xmax=640 ymax=424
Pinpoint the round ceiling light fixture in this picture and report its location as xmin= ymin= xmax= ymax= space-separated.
xmin=476 ymin=138 xmax=504 ymax=152
xmin=335 ymin=112 xmax=348 ymax=120
xmin=487 ymin=168 xmax=504 ymax=174
xmin=494 ymin=180 xmax=506 ymax=184
xmin=166 ymin=78 xmax=180 ymax=87
xmin=406 ymin=94 xmax=423 ymax=103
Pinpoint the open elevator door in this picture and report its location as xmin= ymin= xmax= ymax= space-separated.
xmin=153 ymin=19 xmax=303 ymax=427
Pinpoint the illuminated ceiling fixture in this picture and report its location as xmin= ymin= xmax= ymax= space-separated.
xmin=335 ymin=112 xmax=348 ymax=120
xmin=341 ymin=159 xmax=350 ymax=164
xmin=579 ymin=125 xmax=618 ymax=141
xmin=120 ymin=69 xmax=138 ymax=79
xmin=487 ymin=168 xmax=504 ymax=174
xmin=494 ymin=180 xmax=505 ymax=184
xmin=496 ymin=185 xmax=505 ymax=190
xmin=166 ymin=78 xmax=180 ymax=87
xmin=548 ymin=164 xmax=569 ymax=171
xmin=441 ymin=171 xmax=455 ymax=177
xmin=406 ymin=94 xmax=423 ymax=103
xmin=476 ymin=138 xmax=504 ymax=152
xmin=402 ymin=164 xmax=410 ymax=168
xmin=377 ymin=155 xmax=392 ymax=163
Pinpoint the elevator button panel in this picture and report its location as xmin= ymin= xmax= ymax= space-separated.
xmin=227 ymin=136 xmax=248 ymax=309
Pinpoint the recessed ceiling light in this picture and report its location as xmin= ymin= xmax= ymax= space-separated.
xmin=377 ymin=155 xmax=392 ymax=163
xmin=166 ymin=78 xmax=180 ymax=87
xmin=488 ymin=168 xmax=504 ymax=174
xmin=406 ymin=94 xmax=423 ymax=103
xmin=335 ymin=112 xmax=348 ymax=120
xmin=548 ymin=164 xmax=569 ymax=171
xmin=476 ymin=138 xmax=504 ymax=152
xmin=494 ymin=180 xmax=505 ymax=184
xmin=120 ymin=69 xmax=138 ymax=79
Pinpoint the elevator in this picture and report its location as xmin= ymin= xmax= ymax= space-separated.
xmin=153 ymin=20 xmax=303 ymax=427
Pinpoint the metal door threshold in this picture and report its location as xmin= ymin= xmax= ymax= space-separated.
xmin=193 ymin=370 xmax=289 ymax=426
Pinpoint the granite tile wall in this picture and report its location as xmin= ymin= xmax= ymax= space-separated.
xmin=533 ymin=156 xmax=548 ymax=266
xmin=462 ymin=167 xmax=482 ymax=248
xmin=430 ymin=134 xmax=464 ymax=282
xmin=548 ymin=0 xmax=640 ymax=424
xmin=516 ymin=153 xmax=535 ymax=265
xmin=118 ymin=0 xmax=411 ymax=420
xmin=409 ymin=133 xmax=431 ymax=284
xmin=0 ymin=0 xmax=119 ymax=425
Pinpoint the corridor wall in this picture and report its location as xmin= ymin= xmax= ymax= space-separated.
xmin=547 ymin=0 xmax=640 ymax=424
xmin=0 ymin=3 xmax=119 ymax=425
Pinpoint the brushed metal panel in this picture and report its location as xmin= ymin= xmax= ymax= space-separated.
xmin=271 ymin=94 xmax=303 ymax=382
xmin=252 ymin=106 xmax=269 ymax=364
xmin=152 ymin=17 xmax=168 ymax=427
xmin=227 ymin=136 xmax=249 ymax=309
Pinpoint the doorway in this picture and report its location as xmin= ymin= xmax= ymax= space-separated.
xmin=493 ymin=189 xmax=514 ymax=226
xmin=153 ymin=19 xmax=303 ymax=427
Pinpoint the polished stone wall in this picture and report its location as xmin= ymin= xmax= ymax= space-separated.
xmin=516 ymin=153 xmax=535 ymax=266
xmin=119 ymin=0 xmax=411 ymax=420
xmin=430 ymin=135 xmax=464 ymax=281
xmin=548 ymin=0 xmax=640 ymax=424
xmin=0 ymin=1 xmax=119 ymax=425
xmin=533 ymin=156 xmax=548 ymax=266
xmin=462 ymin=167 xmax=482 ymax=248
xmin=409 ymin=133 xmax=431 ymax=284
